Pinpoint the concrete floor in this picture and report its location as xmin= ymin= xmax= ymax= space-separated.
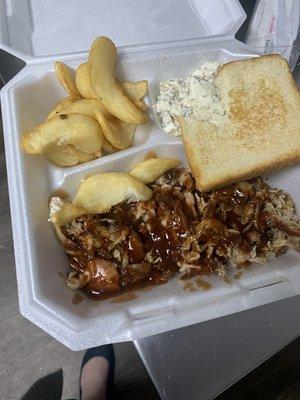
xmin=0 ymin=114 xmax=158 ymax=400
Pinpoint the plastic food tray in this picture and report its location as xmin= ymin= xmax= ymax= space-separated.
xmin=1 ymin=0 xmax=299 ymax=350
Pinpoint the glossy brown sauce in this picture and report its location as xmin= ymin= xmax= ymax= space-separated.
xmin=62 ymin=173 xmax=295 ymax=301
xmin=111 ymin=292 xmax=138 ymax=303
xmin=84 ymin=279 xmax=162 ymax=302
xmin=195 ymin=278 xmax=212 ymax=291
xmin=182 ymin=282 xmax=198 ymax=292
xmin=72 ymin=292 xmax=84 ymax=305
xmin=234 ymin=271 xmax=243 ymax=279
xmin=69 ymin=180 xmax=257 ymax=299
xmin=107 ymin=186 xmax=195 ymax=275
xmin=182 ymin=278 xmax=212 ymax=292
xmin=239 ymin=261 xmax=252 ymax=270
xmin=222 ymin=276 xmax=232 ymax=285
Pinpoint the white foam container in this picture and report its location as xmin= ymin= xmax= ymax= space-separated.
xmin=1 ymin=0 xmax=300 ymax=351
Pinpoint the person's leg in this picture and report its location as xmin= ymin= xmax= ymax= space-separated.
xmin=80 ymin=344 xmax=115 ymax=400
xmin=80 ymin=357 xmax=109 ymax=400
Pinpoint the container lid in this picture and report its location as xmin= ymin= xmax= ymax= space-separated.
xmin=0 ymin=0 xmax=246 ymax=60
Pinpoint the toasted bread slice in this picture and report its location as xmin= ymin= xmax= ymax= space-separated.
xmin=179 ymin=54 xmax=300 ymax=192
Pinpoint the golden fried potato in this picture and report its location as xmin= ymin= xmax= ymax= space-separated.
xmin=55 ymin=62 xmax=80 ymax=97
xmin=121 ymin=80 xmax=148 ymax=111
xmin=94 ymin=147 xmax=103 ymax=157
xmin=95 ymin=110 xmax=135 ymax=150
xmin=75 ymin=59 xmax=148 ymax=114
xmin=50 ymin=199 xmax=85 ymax=225
xmin=21 ymin=114 xmax=103 ymax=155
xmin=47 ymin=96 xmax=79 ymax=120
xmin=58 ymin=99 xmax=121 ymax=152
xmin=133 ymin=99 xmax=148 ymax=112
xmin=122 ymin=80 xmax=148 ymax=99
xmin=49 ymin=145 xmax=96 ymax=166
xmin=115 ymin=81 xmax=147 ymax=111
xmin=73 ymin=172 xmax=152 ymax=213
xmin=102 ymin=138 xmax=118 ymax=154
xmin=89 ymin=37 xmax=148 ymax=124
xmin=61 ymin=98 xmax=110 ymax=120
xmin=75 ymin=62 xmax=97 ymax=99
xmin=130 ymin=158 xmax=180 ymax=183
xmin=75 ymin=61 xmax=148 ymax=112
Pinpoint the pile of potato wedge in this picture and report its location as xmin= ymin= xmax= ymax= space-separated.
xmin=21 ymin=37 xmax=149 ymax=166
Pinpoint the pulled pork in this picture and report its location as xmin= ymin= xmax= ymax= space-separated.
xmin=59 ymin=169 xmax=300 ymax=298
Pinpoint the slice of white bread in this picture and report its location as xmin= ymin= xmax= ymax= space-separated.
xmin=179 ymin=54 xmax=300 ymax=192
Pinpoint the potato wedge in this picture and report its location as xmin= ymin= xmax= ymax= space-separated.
xmin=95 ymin=110 xmax=135 ymax=150
xmin=55 ymin=62 xmax=80 ymax=97
xmin=59 ymin=99 xmax=117 ymax=151
xmin=133 ymin=99 xmax=148 ymax=112
xmin=75 ymin=62 xmax=148 ymax=112
xmin=75 ymin=62 xmax=148 ymax=101
xmin=49 ymin=145 xmax=96 ymax=166
xmin=121 ymin=80 xmax=148 ymax=112
xmin=61 ymin=98 xmax=110 ymax=121
xmin=89 ymin=37 xmax=148 ymax=124
xmin=75 ymin=60 xmax=148 ymax=112
xmin=130 ymin=158 xmax=180 ymax=183
xmin=75 ymin=62 xmax=97 ymax=99
xmin=122 ymin=80 xmax=148 ymax=99
xmin=49 ymin=146 xmax=79 ymax=166
xmin=103 ymin=138 xmax=118 ymax=154
xmin=21 ymin=114 xmax=103 ymax=155
xmin=53 ymin=98 xmax=111 ymax=148
xmin=47 ymin=96 xmax=79 ymax=120
xmin=73 ymin=172 xmax=152 ymax=213
xmin=49 ymin=198 xmax=85 ymax=225
xmin=95 ymin=147 xmax=103 ymax=157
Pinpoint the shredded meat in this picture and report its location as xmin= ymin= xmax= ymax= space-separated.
xmin=60 ymin=169 xmax=300 ymax=298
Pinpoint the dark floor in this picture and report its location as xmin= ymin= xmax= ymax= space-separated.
xmin=217 ymin=337 xmax=300 ymax=400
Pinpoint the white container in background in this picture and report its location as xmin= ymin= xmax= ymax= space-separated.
xmin=1 ymin=0 xmax=299 ymax=350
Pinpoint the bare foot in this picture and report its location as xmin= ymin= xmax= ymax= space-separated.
xmin=81 ymin=356 xmax=109 ymax=400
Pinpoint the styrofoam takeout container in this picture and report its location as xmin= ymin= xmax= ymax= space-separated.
xmin=1 ymin=0 xmax=300 ymax=350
